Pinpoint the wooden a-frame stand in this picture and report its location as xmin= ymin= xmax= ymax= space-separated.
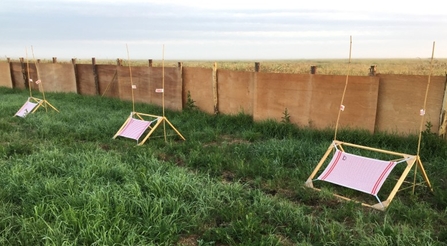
xmin=305 ymin=140 xmax=433 ymax=211
xmin=137 ymin=114 xmax=185 ymax=145
xmin=15 ymin=46 xmax=59 ymax=117
xmin=304 ymin=38 xmax=434 ymax=211
xmin=27 ymin=96 xmax=59 ymax=113
xmin=113 ymin=44 xmax=185 ymax=145
xmin=113 ymin=111 xmax=185 ymax=145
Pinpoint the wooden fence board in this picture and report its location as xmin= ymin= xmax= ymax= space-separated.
xmin=0 ymin=62 xmax=12 ymax=88
xmin=76 ymin=64 xmax=97 ymax=96
xmin=254 ymin=73 xmax=313 ymax=126
xmin=375 ymin=75 xmax=445 ymax=135
xmin=97 ymin=65 xmax=119 ymax=98
xmin=309 ymin=75 xmax=379 ymax=132
xmin=183 ymin=67 xmax=214 ymax=114
xmin=118 ymin=66 xmax=182 ymax=111
xmin=218 ymin=70 xmax=254 ymax=115
xmin=36 ymin=63 xmax=77 ymax=93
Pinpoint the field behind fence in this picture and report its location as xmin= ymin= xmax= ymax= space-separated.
xmin=1 ymin=58 xmax=446 ymax=137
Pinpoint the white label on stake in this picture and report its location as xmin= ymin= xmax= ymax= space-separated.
xmin=155 ymin=88 xmax=164 ymax=93
xmin=420 ymin=109 xmax=425 ymax=116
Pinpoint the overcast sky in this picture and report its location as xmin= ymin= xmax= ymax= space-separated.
xmin=1 ymin=0 xmax=446 ymax=60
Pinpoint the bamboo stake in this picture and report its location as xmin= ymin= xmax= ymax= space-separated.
xmin=162 ymin=45 xmax=165 ymax=118
xmin=414 ymin=41 xmax=435 ymax=193
xmin=417 ymin=41 xmax=435 ymax=156
xmin=334 ymin=36 xmax=352 ymax=140
xmin=126 ymin=44 xmax=136 ymax=113
xmin=31 ymin=46 xmax=48 ymax=111
xmin=162 ymin=44 xmax=167 ymax=142
xmin=25 ymin=47 xmax=32 ymax=98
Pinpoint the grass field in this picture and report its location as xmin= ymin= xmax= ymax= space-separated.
xmin=1 ymin=87 xmax=447 ymax=245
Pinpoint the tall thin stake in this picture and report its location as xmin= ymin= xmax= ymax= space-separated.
xmin=25 ymin=47 xmax=32 ymax=97
xmin=162 ymin=45 xmax=165 ymax=118
xmin=412 ymin=41 xmax=435 ymax=193
xmin=162 ymin=44 xmax=167 ymax=142
xmin=417 ymin=41 xmax=435 ymax=156
xmin=31 ymin=45 xmax=47 ymax=111
xmin=126 ymin=44 xmax=136 ymax=113
xmin=334 ymin=36 xmax=352 ymax=140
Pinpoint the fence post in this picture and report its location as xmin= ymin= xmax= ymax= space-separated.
xmin=19 ymin=57 xmax=28 ymax=88
xmin=213 ymin=62 xmax=218 ymax=114
xmin=72 ymin=58 xmax=80 ymax=93
xmin=177 ymin=62 xmax=183 ymax=78
xmin=7 ymin=57 xmax=13 ymax=88
xmin=254 ymin=62 xmax=260 ymax=72
xmin=92 ymin=57 xmax=100 ymax=95
xmin=439 ymin=73 xmax=447 ymax=138
xmin=369 ymin=65 xmax=377 ymax=76
xmin=310 ymin=66 xmax=317 ymax=74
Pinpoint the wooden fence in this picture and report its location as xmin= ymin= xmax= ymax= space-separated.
xmin=1 ymin=59 xmax=446 ymax=137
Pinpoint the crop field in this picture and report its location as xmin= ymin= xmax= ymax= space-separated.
xmin=1 ymin=80 xmax=447 ymax=244
xmin=4 ymin=58 xmax=447 ymax=76
xmin=172 ymin=58 xmax=447 ymax=76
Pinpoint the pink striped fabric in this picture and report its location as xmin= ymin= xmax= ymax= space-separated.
xmin=317 ymin=149 xmax=396 ymax=196
xmin=15 ymin=101 xmax=38 ymax=118
xmin=117 ymin=118 xmax=152 ymax=141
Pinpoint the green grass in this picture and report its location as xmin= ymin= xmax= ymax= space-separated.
xmin=1 ymin=87 xmax=447 ymax=245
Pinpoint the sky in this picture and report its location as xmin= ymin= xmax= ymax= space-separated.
xmin=1 ymin=0 xmax=446 ymax=60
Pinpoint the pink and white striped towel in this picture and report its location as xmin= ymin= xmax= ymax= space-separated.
xmin=15 ymin=101 xmax=38 ymax=118
xmin=116 ymin=118 xmax=152 ymax=141
xmin=317 ymin=149 xmax=396 ymax=196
